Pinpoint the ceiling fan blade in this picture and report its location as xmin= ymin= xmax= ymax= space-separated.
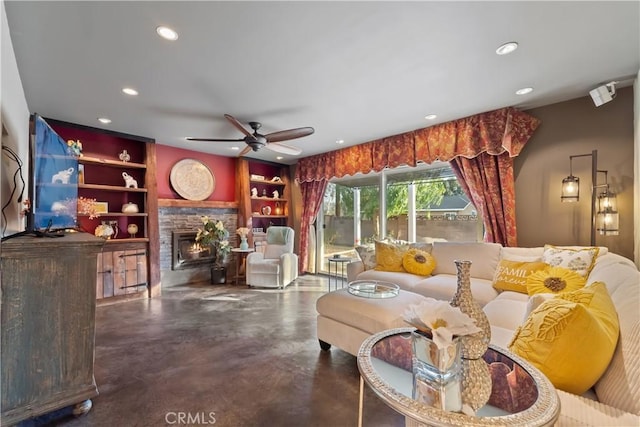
xmin=238 ymin=146 xmax=252 ymax=157
xmin=265 ymin=127 xmax=314 ymax=143
xmin=186 ymin=137 xmax=244 ymax=142
xmin=224 ymin=114 xmax=253 ymax=138
xmin=265 ymin=141 xmax=303 ymax=156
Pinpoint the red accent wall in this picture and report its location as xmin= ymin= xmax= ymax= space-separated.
xmin=156 ymin=145 xmax=236 ymax=202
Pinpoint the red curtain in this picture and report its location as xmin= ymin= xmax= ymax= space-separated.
xmin=295 ymin=107 xmax=540 ymax=182
xmin=298 ymin=179 xmax=328 ymax=274
xmin=450 ymin=152 xmax=518 ymax=246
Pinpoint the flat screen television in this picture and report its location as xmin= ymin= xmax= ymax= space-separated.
xmin=2 ymin=114 xmax=79 ymax=241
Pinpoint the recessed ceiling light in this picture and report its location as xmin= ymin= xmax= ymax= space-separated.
xmin=97 ymin=117 xmax=111 ymax=124
xmin=122 ymin=87 xmax=138 ymax=96
xmin=496 ymin=42 xmax=519 ymax=55
xmin=424 ymin=114 xmax=437 ymax=120
xmin=516 ymin=87 xmax=533 ymax=95
xmin=230 ymin=146 xmax=239 ymax=151
xmin=336 ymin=139 xmax=345 ymax=144
xmin=156 ymin=26 xmax=178 ymax=41
xmin=276 ymin=156 xmax=284 ymax=160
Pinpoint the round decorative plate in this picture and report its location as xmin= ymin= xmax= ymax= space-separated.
xmin=169 ymin=159 xmax=215 ymax=201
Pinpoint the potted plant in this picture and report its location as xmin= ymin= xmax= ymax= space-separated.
xmin=196 ymin=216 xmax=231 ymax=284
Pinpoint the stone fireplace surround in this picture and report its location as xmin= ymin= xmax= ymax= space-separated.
xmin=159 ymin=206 xmax=237 ymax=288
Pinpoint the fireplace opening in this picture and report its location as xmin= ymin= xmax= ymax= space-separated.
xmin=172 ymin=230 xmax=215 ymax=270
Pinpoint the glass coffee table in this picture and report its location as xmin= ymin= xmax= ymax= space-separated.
xmin=357 ymin=328 xmax=560 ymax=427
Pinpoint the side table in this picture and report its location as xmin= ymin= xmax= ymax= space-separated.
xmin=357 ymin=327 xmax=560 ymax=427
xmin=328 ymin=256 xmax=352 ymax=291
xmin=231 ymin=248 xmax=254 ymax=286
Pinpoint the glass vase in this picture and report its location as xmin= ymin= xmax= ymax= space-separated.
xmin=411 ymin=330 xmax=462 ymax=412
xmin=239 ymin=236 xmax=249 ymax=250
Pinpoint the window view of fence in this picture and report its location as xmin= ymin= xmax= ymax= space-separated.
xmin=318 ymin=163 xmax=483 ymax=274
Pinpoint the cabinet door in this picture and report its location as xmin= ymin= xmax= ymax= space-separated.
xmin=97 ymin=249 xmax=147 ymax=298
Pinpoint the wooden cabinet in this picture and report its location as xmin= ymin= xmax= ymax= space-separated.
xmin=46 ymin=119 xmax=160 ymax=299
xmin=237 ymin=158 xmax=292 ymax=242
xmin=1 ymin=233 xmax=104 ymax=425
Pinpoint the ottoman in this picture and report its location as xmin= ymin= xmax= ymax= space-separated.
xmin=316 ymin=288 xmax=429 ymax=356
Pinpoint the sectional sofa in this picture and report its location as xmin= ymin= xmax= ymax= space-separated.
xmin=316 ymin=241 xmax=639 ymax=426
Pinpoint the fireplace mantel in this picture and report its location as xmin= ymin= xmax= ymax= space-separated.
xmin=158 ymin=199 xmax=238 ymax=209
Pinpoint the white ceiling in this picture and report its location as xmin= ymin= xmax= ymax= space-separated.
xmin=4 ymin=1 xmax=639 ymax=165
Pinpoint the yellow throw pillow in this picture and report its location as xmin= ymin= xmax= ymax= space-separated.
xmin=402 ymin=248 xmax=436 ymax=276
xmin=508 ymin=282 xmax=619 ymax=395
xmin=541 ymin=245 xmax=599 ymax=278
xmin=526 ymin=266 xmax=586 ymax=296
xmin=492 ymin=259 xmax=548 ymax=293
xmin=375 ymin=240 xmax=408 ymax=272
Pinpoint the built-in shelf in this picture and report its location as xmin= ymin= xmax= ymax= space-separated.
xmin=251 ymin=197 xmax=287 ymax=202
xmin=250 ymin=178 xmax=285 ymax=186
xmin=252 ymin=214 xmax=288 ymax=219
xmin=78 ymin=212 xmax=148 ymax=217
xmin=79 ymin=183 xmax=147 ymax=192
xmin=79 ymin=155 xmax=146 ymax=169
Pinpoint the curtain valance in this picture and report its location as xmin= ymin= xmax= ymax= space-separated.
xmin=295 ymin=107 xmax=541 ymax=183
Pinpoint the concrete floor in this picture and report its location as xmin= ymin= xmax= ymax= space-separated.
xmin=50 ymin=275 xmax=404 ymax=427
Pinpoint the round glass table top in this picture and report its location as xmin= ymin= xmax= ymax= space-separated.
xmin=348 ymin=280 xmax=400 ymax=299
xmin=357 ymin=327 xmax=560 ymax=427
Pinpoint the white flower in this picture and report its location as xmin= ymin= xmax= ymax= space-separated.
xmin=403 ymin=299 xmax=481 ymax=349
xmin=236 ymin=227 xmax=250 ymax=238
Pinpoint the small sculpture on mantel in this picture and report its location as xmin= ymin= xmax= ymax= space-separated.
xmin=251 ymin=187 xmax=258 ymax=198
xmin=271 ymin=176 xmax=282 ymax=183
xmin=272 ymin=190 xmax=279 ymax=199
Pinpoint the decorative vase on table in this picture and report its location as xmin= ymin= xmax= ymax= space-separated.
xmin=450 ymin=260 xmax=492 ymax=412
xmin=411 ymin=330 xmax=462 ymax=412
xmin=239 ymin=236 xmax=249 ymax=250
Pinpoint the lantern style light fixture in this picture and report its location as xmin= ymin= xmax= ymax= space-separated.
xmin=561 ymin=149 xmax=620 ymax=244
xmin=596 ymin=172 xmax=619 ymax=236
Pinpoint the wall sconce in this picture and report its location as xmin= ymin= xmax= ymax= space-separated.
xmin=561 ymin=149 xmax=619 ymax=244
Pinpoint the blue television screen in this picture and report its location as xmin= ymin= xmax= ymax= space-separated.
xmin=29 ymin=115 xmax=79 ymax=231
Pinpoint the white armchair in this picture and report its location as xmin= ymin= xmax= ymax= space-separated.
xmin=246 ymin=227 xmax=298 ymax=289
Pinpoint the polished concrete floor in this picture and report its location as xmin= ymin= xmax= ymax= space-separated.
xmin=52 ymin=275 xmax=404 ymax=427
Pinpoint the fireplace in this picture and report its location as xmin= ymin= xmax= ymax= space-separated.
xmin=172 ymin=230 xmax=215 ymax=270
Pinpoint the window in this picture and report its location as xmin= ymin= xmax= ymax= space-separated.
xmin=317 ymin=163 xmax=483 ymax=273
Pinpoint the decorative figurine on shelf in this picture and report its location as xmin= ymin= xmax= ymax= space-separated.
xmin=118 ymin=149 xmax=131 ymax=162
xmin=127 ymin=223 xmax=139 ymax=238
xmin=122 ymin=172 xmax=138 ymax=188
xmin=108 ymin=220 xmax=119 ymax=239
xmin=261 ymin=205 xmax=272 ymax=215
xmin=121 ymin=202 xmax=139 ymax=213
xmin=271 ymin=176 xmax=282 ymax=182
xmin=66 ymin=139 xmax=83 ymax=157
xmin=262 ymin=188 xmax=267 ymax=197
xmin=95 ymin=222 xmax=115 ymax=239
xmin=272 ymin=190 xmax=279 ymax=199
xmin=251 ymin=187 xmax=258 ymax=198
xmin=51 ymin=167 xmax=75 ymax=184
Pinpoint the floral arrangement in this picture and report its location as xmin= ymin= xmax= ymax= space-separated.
xmin=77 ymin=197 xmax=100 ymax=220
xmin=66 ymin=139 xmax=83 ymax=157
xmin=236 ymin=227 xmax=250 ymax=238
xmin=196 ymin=216 xmax=231 ymax=263
xmin=403 ymin=299 xmax=481 ymax=349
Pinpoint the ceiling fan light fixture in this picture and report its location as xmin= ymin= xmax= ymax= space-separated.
xmin=496 ymin=42 xmax=519 ymax=55
xmin=156 ymin=26 xmax=178 ymax=41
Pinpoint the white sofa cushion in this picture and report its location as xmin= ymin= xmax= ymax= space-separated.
xmin=431 ymin=241 xmax=502 ymax=280
xmin=590 ymin=254 xmax=640 ymax=415
xmin=356 ymin=268 xmax=425 ymax=289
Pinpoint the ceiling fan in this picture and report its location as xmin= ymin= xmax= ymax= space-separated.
xmin=186 ymin=114 xmax=314 ymax=156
